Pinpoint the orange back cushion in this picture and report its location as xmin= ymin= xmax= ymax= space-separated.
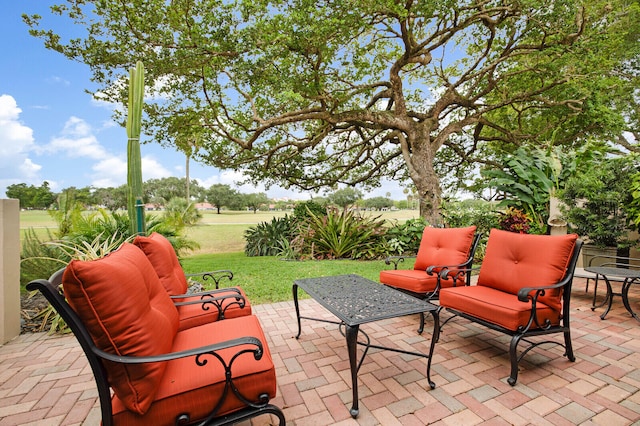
xmin=478 ymin=229 xmax=578 ymax=311
xmin=62 ymin=243 xmax=180 ymax=415
xmin=414 ymin=226 xmax=477 ymax=276
xmin=134 ymin=232 xmax=189 ymax=296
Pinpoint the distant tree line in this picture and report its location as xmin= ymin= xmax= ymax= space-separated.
xmin=6 ymin=178 xmax=404 ymax=212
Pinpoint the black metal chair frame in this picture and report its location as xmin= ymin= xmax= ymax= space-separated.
xmin=26 ymin=270 xmax=285 ymax=426
xmin=442 ymin=239 xmax=583 ymax=386
xmin=384 ymin=233 xmax=482 ymax=333
xmin=179 ymin=269 xmax=251 ymax=321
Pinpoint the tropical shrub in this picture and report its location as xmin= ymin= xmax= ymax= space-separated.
xmin=441 ymin=199 xmax=499 ymax=236
xmin=21 ymin=208 xmax=198 ymax=287
xmin=244 ymin=215 xmax=297 ymax=257
xmin=629 ymin=172 xmax=640 ymax=228
xmin=560 ymin=154 xmax=638 ymax=249
xmin=297 ymin=207 xmax=387 ymax=259
xmin=20 ymin=228 xmax=68 ymax=287
xmin=23 ymin=233 xmax=125 ymax=334
xmin=163 ymin=197 xmax=202 ymax=228
xmin=497 ymin=207 xmax=531 ymax=234
xmin=441 ymin=199 xmax=501 ymax=262
xmin=293 ymin=200 xmax=326 ymax=221
xmin=479 ymin=147 xmax=575 ymax=231
xmin=384 ymin=217 xmax=428 ymax=255
xmin=21 ymin=207 xmax=198 ymax=334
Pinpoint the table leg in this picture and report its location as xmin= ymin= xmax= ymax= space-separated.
xmin=345 ymin=324 xmax=360 ymax=418
xmin=591 ymin=275 xmax=603 ymax=309
xmin=426 ymin=310 xmax=439 ymax=389
xmin=622 ymin=278 xmax=640 ymax=322
xmin=600 ymin=276 xmax=614 ymax=320
xmin=293 ymin=284 xmax=302 ymax=339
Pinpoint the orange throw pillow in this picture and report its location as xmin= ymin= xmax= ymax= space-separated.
xmin=134 ymin=232 xmax=189 ymax=295
xmin=62 ymin=243 xmax=179 ymax=415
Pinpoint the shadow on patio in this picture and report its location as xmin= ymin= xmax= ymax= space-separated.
xmin=2 ymin=277 xmax=640 ymax=425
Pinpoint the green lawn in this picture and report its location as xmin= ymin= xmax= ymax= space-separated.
xmin=181 ymin=252 xmax=389 ymax=305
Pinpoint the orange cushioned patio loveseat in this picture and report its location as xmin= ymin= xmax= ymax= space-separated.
xmin=439 ymin=229 xmax=582 ymax=386
xmin=27 ymin=242 xmax=284 ymax=426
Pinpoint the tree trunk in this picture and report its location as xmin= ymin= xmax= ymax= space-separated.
xmin=406 ymin=130 xmax=442 ymax=225
xmin=185 ymin=154 xmax=190 ymax=201
xmin=416 ymin=175 xmax=442 ymax=226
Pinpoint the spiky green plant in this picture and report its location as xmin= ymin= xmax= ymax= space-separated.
xmin=299 ymin=207 xmax=387 ymax=259
xmin=244 ymin=215 xmax=297 ymax=257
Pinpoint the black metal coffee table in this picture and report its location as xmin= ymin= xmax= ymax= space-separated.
xmin=293 ymin=274 xmax=439 ymax=418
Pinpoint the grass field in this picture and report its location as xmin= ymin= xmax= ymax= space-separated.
xmin=20 ymin=209 xmax=420 ymax=255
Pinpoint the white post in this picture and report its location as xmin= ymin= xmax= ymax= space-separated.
xmin=1 ymin=199 xmax=21 ymax=344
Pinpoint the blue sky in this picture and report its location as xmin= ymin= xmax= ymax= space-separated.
xmin=1 ymin=2 xmax=403 ymax=201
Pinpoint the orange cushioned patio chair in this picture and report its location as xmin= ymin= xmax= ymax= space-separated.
xmin=439 ymin=229 xmax=582 ymax=386
xmin=380 ymin=226 xmax=480 ymax=332
xmin=27 ymin=243 xmax=284 ymax=426
xmin=134 ymin=232 xmax=252 ymax=330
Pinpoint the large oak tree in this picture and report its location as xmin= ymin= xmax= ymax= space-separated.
xmin=25 ymin=0 xmax=639 ymax=222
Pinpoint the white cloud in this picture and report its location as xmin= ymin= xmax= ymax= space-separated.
xmin=39 ymin=116 xmax=108 ymax=160
xmin=46 ymin=75 xmax=71 ymax=86
xmin=91 ymin=156 xmax=128 ymax=188
xmin=141 ymin=156 xmax=173 ymax=180
xmin=198 ymin=170 xmax=253 ymax=191
xmin=89 ymin=155 xmax=173 ymax=189
xmin=0 ymin=94 xmax=41 ymax=196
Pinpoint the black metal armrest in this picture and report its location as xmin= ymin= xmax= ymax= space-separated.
xmin=172 ymin=291 xmax=246 ymax=308
xmin=439 ymin=266 xmax=480 ymax=281
xmin=428 ymin=263 xmax=464 ymax=275
xmin=517 ymin=271 xmax=573 ymax=303
xmin=170 ymin=287 xmax=243 ymax=300
xmin=185 ymin=269 xmax=234 ymax=289
xmin=93 ymin=336 xmax=264 ymax=364
xmin=384 ymin=255 xmax=416 ymax=270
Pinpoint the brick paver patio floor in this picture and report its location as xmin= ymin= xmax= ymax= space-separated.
xmin=2 ymin=277 xmax=640 ymax=425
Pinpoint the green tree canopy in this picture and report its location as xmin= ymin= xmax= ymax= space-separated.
xmin=363 ymin=196 xmax=394 ymax=211
xmin=144 ymin=177 xmax=203 ymax=206
xmin=205 ymin=183 xmax=239 ymax=214
xmin=24 ymin=0 xmax=640 ymax=222
xmin=244 ymin=193 xmax=270 ymax=213
xmin=6 ymin=182 xmax=55 ymax=209
xmin=91 ymin=185 xmax=128 ymax=211
xmin=327 ymin=187 xmax=363 ymax=209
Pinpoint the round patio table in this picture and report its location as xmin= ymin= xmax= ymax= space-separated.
xmin=585 ymin=266 xmax=640 ymax=321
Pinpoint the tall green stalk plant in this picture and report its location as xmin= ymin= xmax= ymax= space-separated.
xmin=127 ymin=61 xmax=145 ymax=235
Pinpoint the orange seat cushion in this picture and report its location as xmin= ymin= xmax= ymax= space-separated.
xmin=62 ymin=243 xmax=179 ymax=415
xmin=380 ymin=226 xmax=476 ymax=294
xmin=439 ymin=285 xmax=561 ymax=331
xmin=477 ymin=229 xmax=578 ymax=311
xmin=133 ymin=232 xmax=190 ymax=295
xmin=380 ymin=269 xmax=441 ymax=293
xmin=111 ymin=315 xmax=277 ymax=425
xmin=176 ymin=287 xmax=253 ymax=331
